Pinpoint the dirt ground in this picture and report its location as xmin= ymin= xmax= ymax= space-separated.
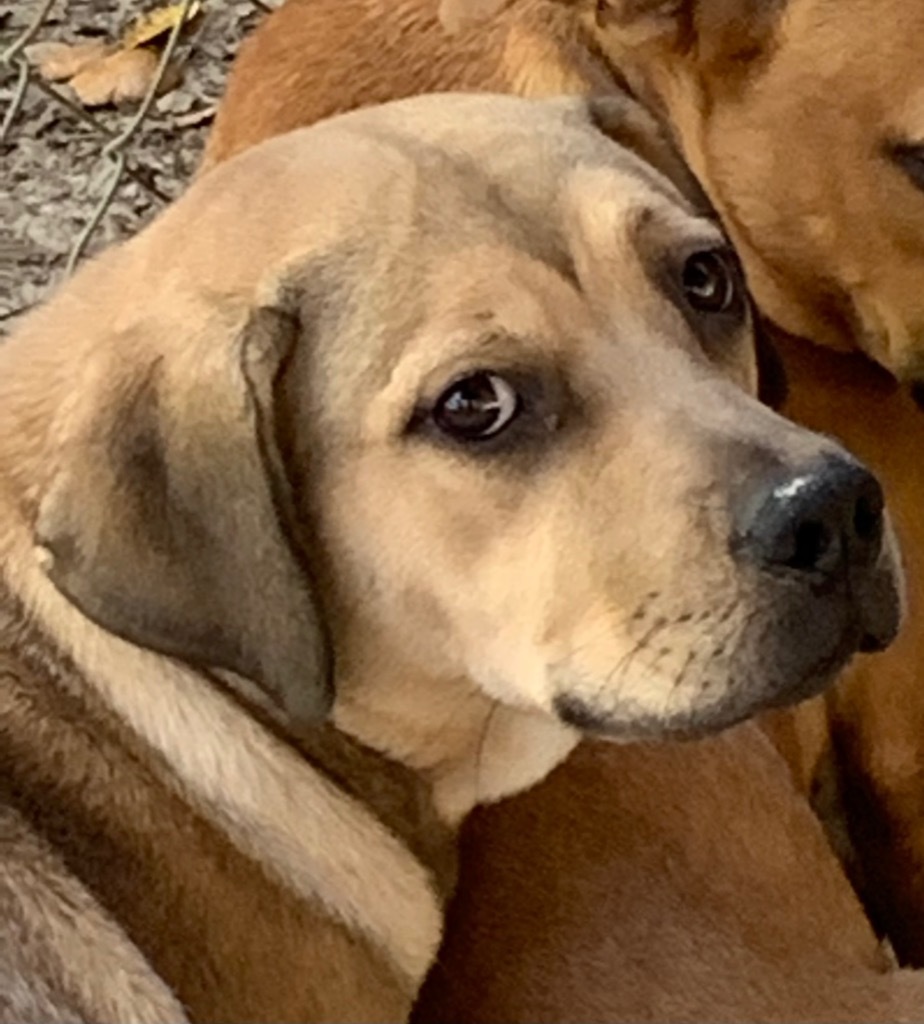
xmin=1 ymin=0 xmax=274 ymax=335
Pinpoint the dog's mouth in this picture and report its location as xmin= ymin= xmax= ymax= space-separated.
xmin=551 ymin=619 xmax=867 ymax=743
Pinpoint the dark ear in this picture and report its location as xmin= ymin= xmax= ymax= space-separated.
xmin=595 ymin=0 xmax=783 ymax=69
xmin=585 ymin=93 xmax=714 ymax=215
xmin=36 ymin=305 xmax=333 ymax=727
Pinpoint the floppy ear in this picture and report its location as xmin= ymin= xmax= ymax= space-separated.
xmin=35 ymin=303 xmax=333 ymax=727
xmin=584 ymin=93 xmax=713 ymax=214
xmin=438 ymin=0 xmax=509 ymax=33
xmin=594 ymin=0 xmax=782 ymax=69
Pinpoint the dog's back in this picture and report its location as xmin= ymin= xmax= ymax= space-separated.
xmin=414 ymin=729 xmax=924 ymax=1022
xmin=202 ymin=0 xmax=610 ymax=170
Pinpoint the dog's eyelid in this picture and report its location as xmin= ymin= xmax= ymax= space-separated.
xmin=418 ymin=361 xmax=546 ymax=411
xmin=412 ymin=333 xmax=543 ymax=396
xmin=677 ymin=234 xmax=735 ymax=261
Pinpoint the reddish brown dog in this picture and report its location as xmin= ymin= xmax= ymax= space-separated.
xmin=202 ymin=0 xmax=924 ymax=1015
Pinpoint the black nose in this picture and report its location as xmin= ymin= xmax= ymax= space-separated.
xmin=733 ymin=455 xmax=884 ymax=578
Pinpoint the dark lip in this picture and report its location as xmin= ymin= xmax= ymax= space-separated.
xmin=554 ymin=628 xmax=858 ymax=743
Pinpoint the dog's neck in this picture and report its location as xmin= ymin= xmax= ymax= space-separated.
xmin=332 ymin=662 xmax=579 ymax=827
xmin=293 ymin=722 xmax=458 ymax=896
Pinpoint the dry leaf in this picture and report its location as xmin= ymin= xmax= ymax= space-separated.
xmin=121 ymin=1 xmax=203 ymax=50
xmin=25 ymin=39 xmax=111 ymax=82
xmin=69 ymin=48 xmax=161 ymax=107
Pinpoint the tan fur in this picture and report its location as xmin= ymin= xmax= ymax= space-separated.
xmin=4 ymin=93 xmax=896 ymax=1020
xmin=0 ymin=627 xmax=419 ymax=1023
xmin=202 ymin=0 xmax=924 ymax=980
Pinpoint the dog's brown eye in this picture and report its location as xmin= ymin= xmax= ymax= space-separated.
xmin=682 ymin=250 xmax=737 ymax=314
xmin=433 ymin=371 xmax=520 ymax=441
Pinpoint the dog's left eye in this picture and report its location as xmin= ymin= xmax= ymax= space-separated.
xmin=432 ymin=371 xmax=521 ymax=441
xmin=682 ymin=249 xmax=738 ymax=315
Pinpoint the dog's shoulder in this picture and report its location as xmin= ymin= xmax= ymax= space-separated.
xmin=0 ymin=580 xmax=447 ymax=1020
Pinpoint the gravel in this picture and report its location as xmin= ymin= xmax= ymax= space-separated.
xmin=1 ymin=0 xmax=273 ymax=334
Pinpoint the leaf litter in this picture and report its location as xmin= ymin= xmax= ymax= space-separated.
xmin=1 ymin=0 xmax=273 ymax=334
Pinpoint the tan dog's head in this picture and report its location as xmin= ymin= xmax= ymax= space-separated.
xmin=445 ymin=1 xmax=924 ymax=378
xmin=20 ymin=94 xmax=901 ymax=753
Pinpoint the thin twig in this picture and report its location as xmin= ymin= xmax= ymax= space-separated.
xmin=65 ymin=0 xmax=197 ymax=273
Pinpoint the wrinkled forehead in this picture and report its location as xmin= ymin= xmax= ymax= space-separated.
xmin=320 ymin=92 xmax=702 ymax=217
xmin=205 ymin=94 xmax=710 ymax=296
xmin=299 ymin=159 xmax=725 ymax=420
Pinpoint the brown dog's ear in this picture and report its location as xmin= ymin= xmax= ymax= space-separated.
xmin=595 ymin=0 xmax=783 ymax=69
xmin=35 ymin=304 xmax=332 ymax=727
xmin=585 ymin=93 xmax=713 ymax=214
xmin=438 ymin=0 xmax=509 ymax=33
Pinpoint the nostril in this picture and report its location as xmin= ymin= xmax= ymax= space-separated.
xmin=853 ymin=493 xmax=881 ymax=544
xmin=787 ymin=520 xmax=834 ymax=572
xmin=856 ymin=495 xmax=880 ymax=544
xmin=732 ymin=455 xmax=885 ymax=577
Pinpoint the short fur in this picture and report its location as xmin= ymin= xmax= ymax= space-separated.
xmin=203 ymin=0 xmax=924 ymax=974
xmin=3 ymin=93 xmax=900 ymax=1020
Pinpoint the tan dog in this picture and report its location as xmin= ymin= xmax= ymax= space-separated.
xmin=202 ymin=0 xmax=924 ymax=970
xmin=2 ymin=92 xmax=899 ymax=1022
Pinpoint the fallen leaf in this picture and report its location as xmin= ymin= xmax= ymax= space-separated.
xmin=69 ymin=48 xmax=161 ymax=107
xmin=121 ymin=1 xmax=203 ymax=50
xmin=25 ymin=39 xmax=111 ymax=82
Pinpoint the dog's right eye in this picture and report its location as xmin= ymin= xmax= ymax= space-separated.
xmin=681 ymin=249 xmax=739 ymax=315
xmin=432 ymin=371 xmax=521 ymax=441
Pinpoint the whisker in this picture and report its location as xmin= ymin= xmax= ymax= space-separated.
xmin=602 ymin=614 xmax=672 ymax=704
